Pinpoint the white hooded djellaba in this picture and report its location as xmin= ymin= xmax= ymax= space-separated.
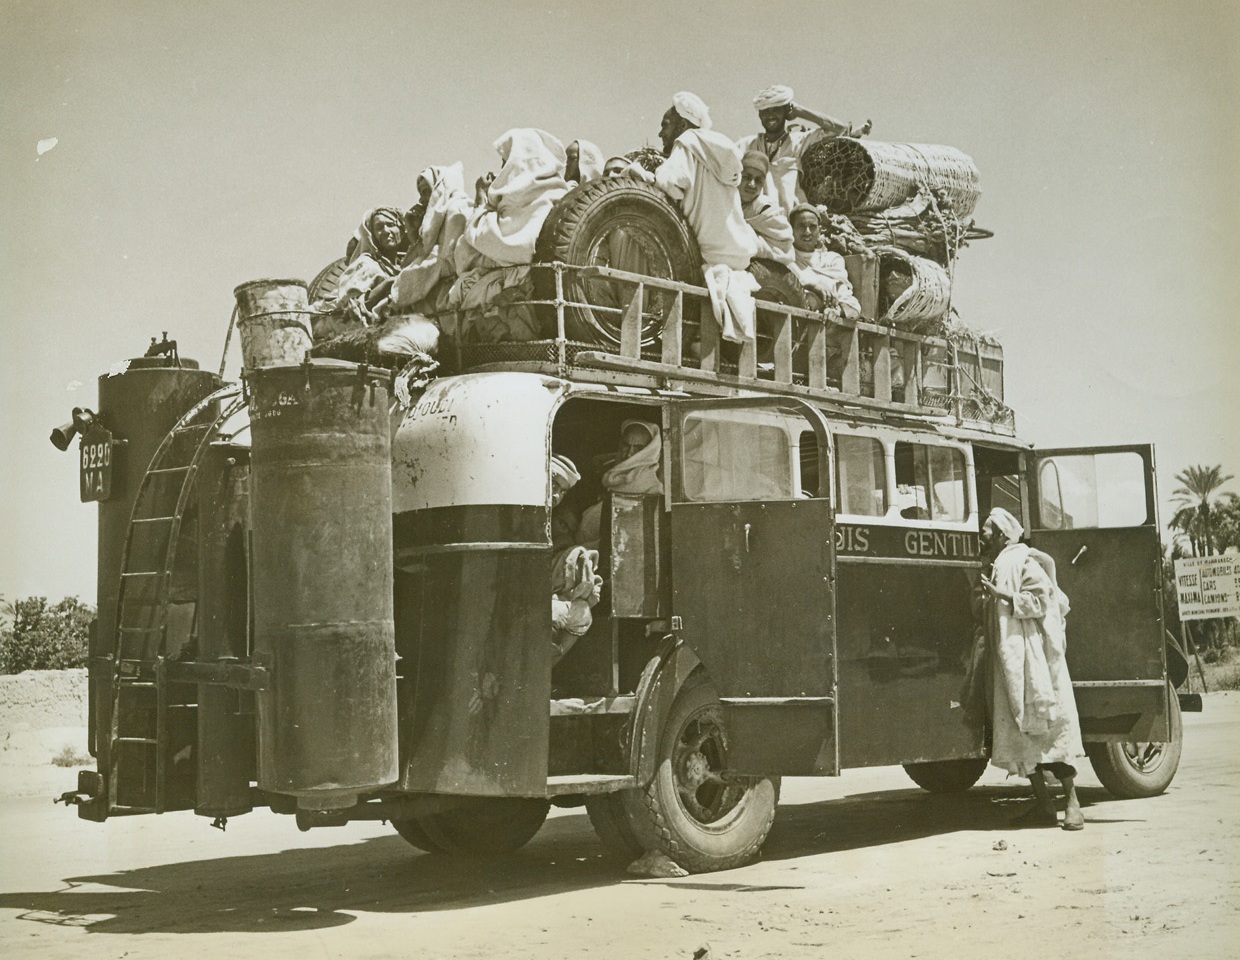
xmin=987 ymin=511 xmax=1085 ymax=777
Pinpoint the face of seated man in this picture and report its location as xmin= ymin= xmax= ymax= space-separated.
xmin=603 ymin=157 xmax=628 ymax=179
xmin=758 ymin=105 xmax=792 ymax=139
xmin=739 ymin=165 xmax=765 ymax=206
xmin=659 ymin=108 xmax=692 ymax=158
xmin=791 ymin=211 xmax=821 ymax=253
xmin=618 ymin=424 xmax=653 ymax=463
xmin=371 ymin=211 xmax=405 ymax=257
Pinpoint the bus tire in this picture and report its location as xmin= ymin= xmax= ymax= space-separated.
xmin=395 ymin=798 xmax=551 ymax=856
xmin=902 ymin=758 xmax=988 ymax=793
xmin=1085 ymin=684 xmax=1183 ymax=799
xmin=390 ymin=817 xmax=445 ymax=854
xmin=534 ymin=178 xmax=701 ymax=347
xmin=584 ymin=791 xmax=646 ymax=862
xmin=621 ymin=671 xmax=780 ymax=873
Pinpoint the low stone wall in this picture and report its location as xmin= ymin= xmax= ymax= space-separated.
xmin=0 ymin=668 xmax=88 ymax=735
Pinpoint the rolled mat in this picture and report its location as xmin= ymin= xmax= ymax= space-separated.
xmin=801 ymin=136 xmax=981 ymax=218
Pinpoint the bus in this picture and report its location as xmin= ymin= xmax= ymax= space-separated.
xmin=53 ymin=183 xmax=1191 ymax=874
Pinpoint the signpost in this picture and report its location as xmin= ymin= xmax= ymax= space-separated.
xmin=1173 ymin=555 xmax=1240 ymax=620
xmin=1172 ymin=554 xmax=1240 ymax=694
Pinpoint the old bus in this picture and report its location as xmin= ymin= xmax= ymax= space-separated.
xmin=55 ymin=183 xmax=1190 ymax=874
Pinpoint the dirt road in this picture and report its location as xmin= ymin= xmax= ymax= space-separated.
xmin=2 ymin=694 xmax=1236 ymax=960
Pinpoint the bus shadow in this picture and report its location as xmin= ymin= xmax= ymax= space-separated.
xmin=0 ymin=785 xmax=1136 ymax=934
xmin=765 ymin=782 xmax=1130 ymax=859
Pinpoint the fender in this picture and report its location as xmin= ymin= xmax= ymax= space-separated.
xmin=626 ymin=636 xmax=702 ymax=786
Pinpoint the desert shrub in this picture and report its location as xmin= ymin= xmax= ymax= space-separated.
xmin=51 ymin=744 xmax=92 ymax=767
xmin=0 ymin=596 xmax=94 ymax=674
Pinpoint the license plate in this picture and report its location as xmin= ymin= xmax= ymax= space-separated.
xmin=79 ymin=425 xmax=115 ymax=502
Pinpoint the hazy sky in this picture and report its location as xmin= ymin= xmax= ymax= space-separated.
xmin=2 ymin=0 xmax=1237 ymax=602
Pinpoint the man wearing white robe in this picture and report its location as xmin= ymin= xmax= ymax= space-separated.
xmin=737 ymin=84 xmax=869 ymax=213
xmin=788 ymin=204 xmax=861 ymax=317
xmin=649 ymin=92 xmax=757 ymax=271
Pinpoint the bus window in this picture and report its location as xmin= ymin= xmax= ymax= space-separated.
xmin=835 ymin=435 xmax=886 ymax=517
xmin=682 ymin=412 xmax=794 ymax=502
xmin=1036 ymin=452 xmax=1148 ymax=529
xmin=893 ymin=442 xmax=968 ymax=522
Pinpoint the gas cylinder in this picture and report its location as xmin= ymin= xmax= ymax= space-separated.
xmin=247 ymin=359 xmax=398 ymax=811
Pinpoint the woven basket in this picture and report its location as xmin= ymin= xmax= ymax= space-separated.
xmin=881 ymin=249 xmax=953 ymax=328
xmin=801 ymin=137 xmax=981 ymax=218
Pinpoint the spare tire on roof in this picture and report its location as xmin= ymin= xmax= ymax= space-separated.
xmin=308 ymin=256 xmax=349 ymax=302
xmin=534 ymin=178 xmax=701 ymax=348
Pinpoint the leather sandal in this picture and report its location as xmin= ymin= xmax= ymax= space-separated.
xmin=1061 ymin=809 xmax=1085 ymax=831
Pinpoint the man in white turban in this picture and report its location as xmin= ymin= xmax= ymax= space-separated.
xmin=979 ymin=507 xmax=1086 ymax=830
xmin=633 ymin=92 xmax=758 ymax=272
xmin=737 ymin=84 xmax=871 ymax=213
xmin=634 ymin=92 xmax=763 ymax=344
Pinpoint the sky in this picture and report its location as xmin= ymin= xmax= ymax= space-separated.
xmin=2 ymin=0 xmax=1238 ymax=603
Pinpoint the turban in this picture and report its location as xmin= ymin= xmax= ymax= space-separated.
xmin=741 ymin=150 xmax=770 ymax=175
xmin=986 ymin=507 xmax=1024 ymax=543
xmin=671 ymin=91 xmax=712 ymax=130
xmin=551 ymin=454 xmax=580 ymax=490
xmin=753 ymin=84 xmax=794 ymax=111
xmin=788 ymin=203 xmax=821 ymax=226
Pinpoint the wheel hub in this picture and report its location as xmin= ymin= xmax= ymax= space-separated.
xmin=1122 ymin=741 xmax=1166 ymax=774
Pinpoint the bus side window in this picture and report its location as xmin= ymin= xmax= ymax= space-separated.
xmin=682 ymin=413 xmax=794 ymax=501
xmin=893 ymin=442 xmax=968 ymax=521
xmin=834 ymin=435 xmax=886 ymax=516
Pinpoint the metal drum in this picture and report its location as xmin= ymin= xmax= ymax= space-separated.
xmin=248 ymin=359 xmax=398 ymax=810
xmin=93 ymin=358 xmax=221 ymax=755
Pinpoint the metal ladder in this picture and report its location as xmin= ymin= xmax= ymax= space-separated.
xmin=106 ymin=384 xmax=245 ymax=814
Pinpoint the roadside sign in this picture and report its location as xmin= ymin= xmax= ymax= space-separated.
xmin=1173 ymin=554 xmax=1240 ymax=620
xmin=79 ymin=424 xmax=117 ymax=502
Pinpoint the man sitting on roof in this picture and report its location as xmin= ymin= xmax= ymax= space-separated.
xmin=634 ymin=92 xmax=761 ymax=344
xmin=788 ymin=204 xmax=861 ymax=318
xmin=738 ymin=150 xmax=794 ymax=266
xmin=450 ymin=129 xmax=571 ymax=342
xmin=737 ymin=84 xmax=871 ymax=214
xmin=640 ymin=91 xmax=758 ymax=272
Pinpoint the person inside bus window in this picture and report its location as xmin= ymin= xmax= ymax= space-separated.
xmin=550 ymin=454 xmax=582 ymax=550
xmin=577 ymin=421 xmax=664 ymax=549
xmin=979 ymin=507 xmax=1086 ymax=830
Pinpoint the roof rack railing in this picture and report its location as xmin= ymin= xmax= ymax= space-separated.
xmin=391 ymin=260 xmax=1012 ymax=431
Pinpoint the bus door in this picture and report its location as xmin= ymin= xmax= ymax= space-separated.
xmin=667 ymin=397 xmax=837 ymax=776
xmin=1027 ymin=445 xmax=1169 ymax=740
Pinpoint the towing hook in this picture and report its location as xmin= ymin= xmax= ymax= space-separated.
xmin=54 ymin=789 xmax=89 ymax=807
xmin=211 ymin=816 xmax=228 ymax=832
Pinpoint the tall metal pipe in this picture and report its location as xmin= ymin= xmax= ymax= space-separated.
xmin=247 ymin=360 xmax=398 ymax=810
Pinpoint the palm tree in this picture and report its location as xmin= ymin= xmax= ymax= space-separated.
xmin=1169 ymin=465 xmax=1235 ymax=556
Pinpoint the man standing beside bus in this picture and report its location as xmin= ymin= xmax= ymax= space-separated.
xmin=979 ymin=507 xmax=1086 ymax=830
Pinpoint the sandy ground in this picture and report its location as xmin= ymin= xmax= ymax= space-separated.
xmin=1 ymin=693 xmax=1237 ymax=960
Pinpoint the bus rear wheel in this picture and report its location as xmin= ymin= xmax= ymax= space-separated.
xmin=903 ymin=758 xmax=988 ymax=793
xmin=391 ymin=797 xmax=551 ymax=856
xmin=621 ymin=672 xmax=779 ymax=873
xmin=1085 ymin=684 xmax=1183 ymax=799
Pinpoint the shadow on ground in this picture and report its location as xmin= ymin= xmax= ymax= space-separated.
xmin=0 ymin=783 xmax=1139 ymax=935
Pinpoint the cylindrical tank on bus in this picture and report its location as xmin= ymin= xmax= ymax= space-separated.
xmin=92 ymin=356 xmax=221 ymax=752
xmin=247 ymin=359 xmax=398 ymax=811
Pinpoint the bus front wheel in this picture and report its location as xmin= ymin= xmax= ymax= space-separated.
xmin=622 ymin=672 xmax=780 ymax=873
xmin=902 ymin=758 xmax=988 ymax=793
xmin=1085 ymin=685 xmax=1183 ymax=799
